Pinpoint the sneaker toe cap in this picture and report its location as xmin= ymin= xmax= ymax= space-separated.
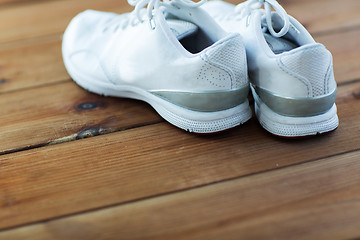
xmin=62 ymin=10 xmax=117 ymax=56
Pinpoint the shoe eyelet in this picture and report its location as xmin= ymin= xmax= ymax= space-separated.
xmin=149 ymin=18 xmax=156 ymax=30
xmin=131 ymin=19 xmax=138 ymax=27
xmin=246 ymin=15 xmax=251 ymax=27
xmin=113 ymin=25 xmax=120 ymax=32
xmin=171 ymin=3 xmax=181 ymax=10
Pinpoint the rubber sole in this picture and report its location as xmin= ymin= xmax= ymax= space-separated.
xmin=63 ymin=59 xmax=252 ymax=133
xmin=251 ymin=86 xmax=339 ymax=137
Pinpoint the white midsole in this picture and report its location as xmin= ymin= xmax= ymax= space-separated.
xmin=63 ymin=55 xmax=252 ymax=132
xmin=251 ymin=85 xmax=339 ymax=137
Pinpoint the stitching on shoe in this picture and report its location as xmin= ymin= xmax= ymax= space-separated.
xmin=200 ymin=54 xmax=232 ymax=88
xmin=324 ymin=57 xmax=333 ymax=94
xmin=277 ymin=57 xmax=311 ymax=97
xmin=196 ymin=62 xmax=226 ymax=88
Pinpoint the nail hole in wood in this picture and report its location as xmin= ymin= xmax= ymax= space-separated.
xmin=76 ymin=102 xmax=102 ymax=111
xmin=0 ymin=78 xmax=8 ymax=84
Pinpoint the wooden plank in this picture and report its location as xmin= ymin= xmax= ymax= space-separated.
xmin=281 ymin=0 xmax=360 ymax=35
xmin=0 ymin=81 xmax=161 ymax=155
xmin=1 ymin=149 xmax=360 ymax=240
xmin=0 ymin=36 xmax=69 ymax=93
xmin=0 ymin=0 xmax=131 ymax=44
xmin=0 ymin=0 xmax=358 ymax=44
xmin=0 ymin=81 xmax=359 ymax=230
xmin=0 ymin=0 xmax=28 ymax=5
xmin=316 ymin=28 xmax=360 ymax=83
xmin=0 ymin=0 xmax=36 ymax=5
xmin=224 ymin=0 xmax=360 ymax=35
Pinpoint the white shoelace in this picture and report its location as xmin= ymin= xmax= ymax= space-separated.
xmin=104 ymin=0 xmax=207 ymax=32
xmin=128 ymin=0 xmax=207 ymax=26
xmin=235 ymin=0 xmax=290 ymax=37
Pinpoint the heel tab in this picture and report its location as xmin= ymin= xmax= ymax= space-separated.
xmin=289 ymin=42 xmax=329 ymax=54
xmin=283 ymin=43 xmax=332 ymax=62
xmin=208 ymin=33 xmax=244 ymax=50
xmin=204 ymin=33 xmax=245 ymax=62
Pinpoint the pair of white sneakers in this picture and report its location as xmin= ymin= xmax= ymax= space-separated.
xmin=62 ymin=0 xmax=339 ymax=137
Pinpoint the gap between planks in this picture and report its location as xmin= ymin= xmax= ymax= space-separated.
xmin=0 ymin=81 xmax=359 ymax=230
xmin=0 ymin=0 xmax=356 ymax=237
xmin=0 ymin=27 xmax=358 ymax=157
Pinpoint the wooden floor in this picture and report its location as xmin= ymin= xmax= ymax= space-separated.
xmin=0 ymin=0 xmax=359 ymax=239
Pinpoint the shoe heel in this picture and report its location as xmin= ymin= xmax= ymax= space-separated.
xmin=150 ymin=97 xmax=252 ymax=133
xmin=252 ymin=87 xmax=339 ymax=137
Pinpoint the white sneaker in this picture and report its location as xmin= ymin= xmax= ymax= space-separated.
xmin=203 ymin=0 xmax=339 ymax=137
xmin=62 ymin=0 xmax=252 ymax=134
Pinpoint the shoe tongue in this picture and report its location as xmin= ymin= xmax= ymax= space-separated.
xmin=260 ymin=13 xmax=300 ymax=54
xmin=166 ymin=19 xmax=198 ymax=40
xmin=264 ymin=33 xmax=298 ymax=54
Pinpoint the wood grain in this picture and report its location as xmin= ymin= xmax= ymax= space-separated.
xmin=0 ymin=81 xmax=359 ymax=230
xmin=0 ymin=35 xmax=68 ymax=93
xmin=0 ymin=0 xmax=131 ymax=44
xmin=0 ymin=81 xmax=161 ymax=155
xmin=281 ymin=0 xmax=360 ymax=35
xmin=1 ymin=149 xmax=360 ymax=240
xmin=0 ymin=0 xmax=359 ymax=239
xmin=0 ymin=0 xmax=34 ymax=5
xmin=224 ymin=0 xmax=360 ymax=35
xmin=317 ymin=28 xmax=360 ymax=83
xmin=0 ymin=0 xmax=358 ymax=44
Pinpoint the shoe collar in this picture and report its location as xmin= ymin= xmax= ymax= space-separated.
xmin=249 ymin=9 xmax=316 ymax=57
